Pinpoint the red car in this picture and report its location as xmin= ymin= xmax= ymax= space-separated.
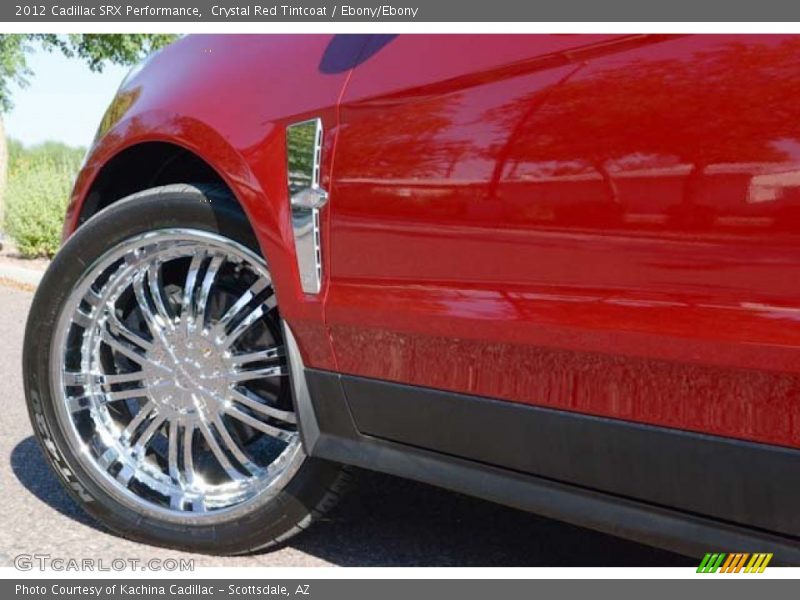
xmin=22 ymin=34 xmax=800 ymax=560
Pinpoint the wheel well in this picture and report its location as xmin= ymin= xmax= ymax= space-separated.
xmin=76 ymin=142 xmax=239 ymax=227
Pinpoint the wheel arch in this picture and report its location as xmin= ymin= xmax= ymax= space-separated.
xmin=73 ymin=141 xmax=242 ymax=229
xmin=66 ymin=112 xmax=293 ymax=297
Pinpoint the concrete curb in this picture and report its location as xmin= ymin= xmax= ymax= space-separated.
xmin=0 ymin=263 xmax=44 ymax=288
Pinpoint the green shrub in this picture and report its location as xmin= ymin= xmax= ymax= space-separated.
xmin=10 ymin=140 xmax=85 ymax=170
xmin=5 ymin=140 xmax=84 ymax=258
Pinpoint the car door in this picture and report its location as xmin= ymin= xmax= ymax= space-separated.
xmin=324 ymin=34 xmax=800 ymax=451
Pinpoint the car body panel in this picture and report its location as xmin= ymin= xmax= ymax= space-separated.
xmin=326 ymin=34 xmax=800 ymax=449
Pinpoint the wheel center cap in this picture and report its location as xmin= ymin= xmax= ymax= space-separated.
xmin=173 ymin=365 xmax=195 ymax=390
xmin=146 ymin=323 xmax=229 ymax=414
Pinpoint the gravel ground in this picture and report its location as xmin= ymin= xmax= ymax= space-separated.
xmin=0 ymin=241 xmax=50 ymax=271
xmin=0 ymin=282 xmax=694 ymax=568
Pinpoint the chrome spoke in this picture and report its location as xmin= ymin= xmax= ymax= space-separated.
xmin=106 ymin=310 xmax=154 ymax=353
xmin=181 ymin=252 xmax=206 ymax=329
xmin=196 ymin=254 xmax=224 ymax=330
xmin=71 ymin=308 xmax=94 ymax=330
xmin=105 ymin=388 xmax=149 ymax=402
xmin=116 ymin=464 xmax=135 ymax=486
xmin=64 ymin=370 xmax=144 ymax=387
xmin=213 ymin=413 xmax=264 ymax=478
xmin=169 ymin=492 xmax=184 ymax=511
xmin=83 ymin=287 xmax=104 ymax=310
xmin=222 ymin=304 xmax=266 ymax=347
xmin=147 ymin=261 xmax=174 ymax=327
xmin=53 ymin=230 xmax=304 ymax=518
xmin=230 ymin=345 xmax=285 ymax=367
xmin=219 ymin=296 xmax=277 ymax=349
xmin=224 ymin=404 xmax=296 ymax=443
xmin=186 ymin=497 xmax=206 ymax=513
xmin=100 ymin=329 xmax=170 ymax=373
xmin=228 ymin=364 xmax=288 ymax=383
xmin=229 ymin=388 xmax=296 ymax=424
xmin=183 ymin=423 xmax=196 ymax=486
xmin=62 ymin=371 xmax=90 ymax=386
xmin=210 ymin=278 xmax=270 ymax=340
xmin=198 ymin=419 xmax=246 ymax=482
xmin=66 ymin=395 xmax=92 ymax=413
xmin=168 ymin=420 xmax=180 ymax=483
xmin=133 ymin=271 xmax=167 ymax=337
xmin=101 ymin=371 xmax=146 ymax=386
xmin=122 ymin=401 xmax=156 ymax=443
xmin=132 ymin=413 xmax=167 ymax=456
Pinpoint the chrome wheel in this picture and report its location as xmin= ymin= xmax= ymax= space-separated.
xmin=50 ymin=229 xmax=304 ymax=522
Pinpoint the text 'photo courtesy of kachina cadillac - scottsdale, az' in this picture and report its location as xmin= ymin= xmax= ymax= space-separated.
xmin=3 ymin=0 xmax=800 ymax=595
xmin=14 ymin=583 xmax=306 ymax=596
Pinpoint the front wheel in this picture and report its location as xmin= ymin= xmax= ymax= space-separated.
xmin=23 ymin=184 xmax=347 ymax=554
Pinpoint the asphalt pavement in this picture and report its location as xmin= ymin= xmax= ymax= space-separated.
xmin=0 ymin=282 xmax=694 ymax=567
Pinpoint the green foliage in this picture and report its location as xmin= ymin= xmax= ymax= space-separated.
xmin=0 ymin=34 xmax=178 ymax=253
xmin=34 ymin=34 xmax=178 ymax=72
xmin=7 ymin=136 xmax=23 ymax=164
xmin=5 ymin=139 xmax=84 ymax=257
xmin=9 ymin=139 xmax=85 ymax=170
xmin=0 ymin=35 xmax=30 ymax=113
xmin=0 ymin=34 xmax=178 ymax=112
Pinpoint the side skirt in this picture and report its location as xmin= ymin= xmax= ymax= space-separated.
xmin=281 ymin=325 xmax=800 ymax=563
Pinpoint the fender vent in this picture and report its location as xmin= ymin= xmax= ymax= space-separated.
xmin=286 ymin=118 xmax=328 ymax=294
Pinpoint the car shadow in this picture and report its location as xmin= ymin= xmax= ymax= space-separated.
xmin=10 ymin=436 xmax=106 ymax=530
xmin=288 ymin=468 xmax=696 ymax=567
xmin=11 ymin=435 xmax=695 ymax=566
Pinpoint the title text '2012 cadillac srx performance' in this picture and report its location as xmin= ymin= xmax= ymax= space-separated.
xmin=21 ymin=34 xmax=800 ymax=560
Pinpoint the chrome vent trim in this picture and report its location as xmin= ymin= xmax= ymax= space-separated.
xmin=287 ymin=118 xmax=328 ymax=294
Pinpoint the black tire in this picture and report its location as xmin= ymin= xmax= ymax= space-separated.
xmin=23 ymin=183 xmax=348 ymax=554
